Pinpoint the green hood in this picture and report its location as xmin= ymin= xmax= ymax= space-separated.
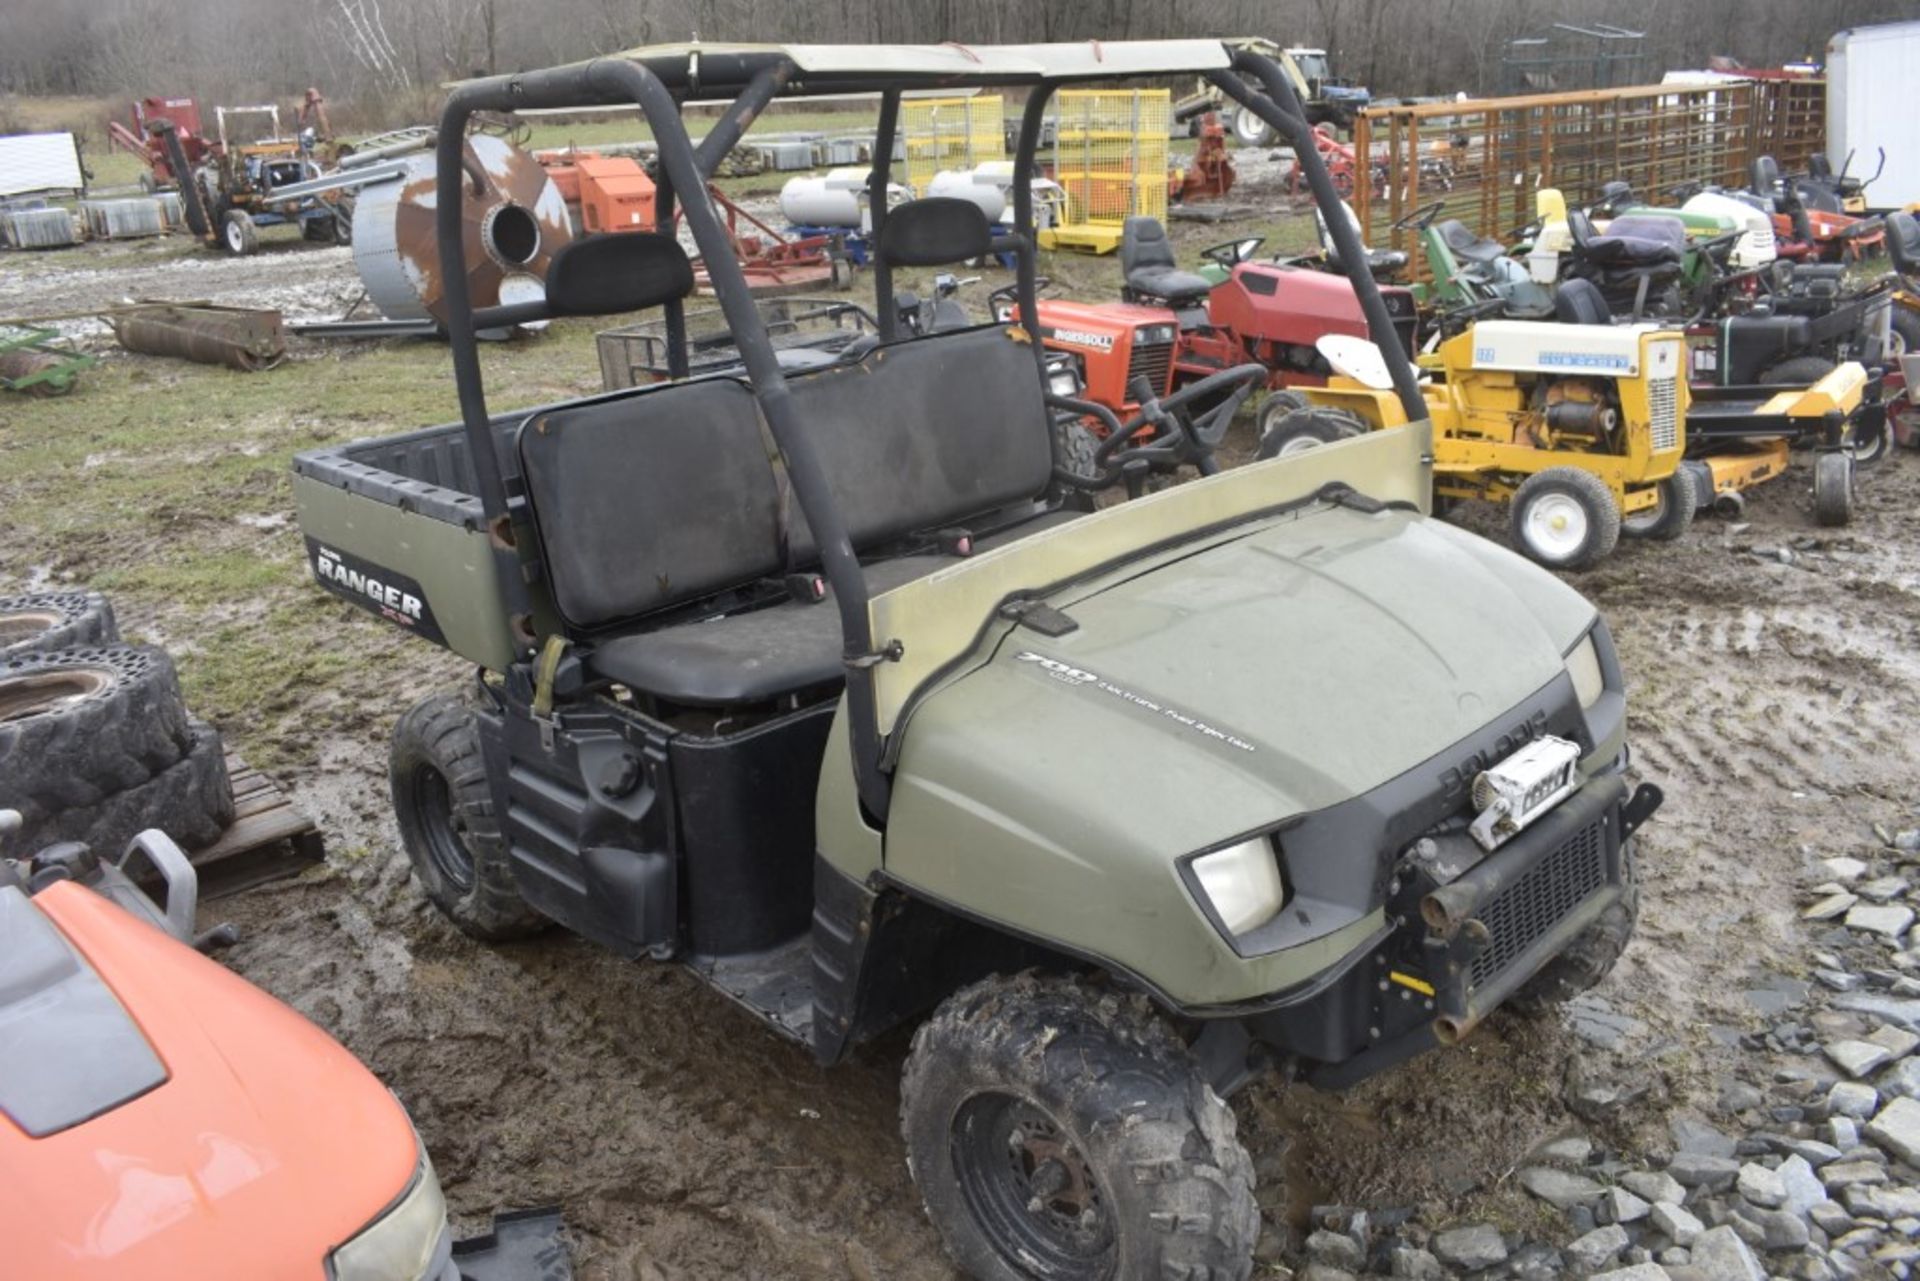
xmin=1017 ymin=503 xmax=1586 ymax=811
xmin=882 ymin=502 xmax=1598 ymax=1004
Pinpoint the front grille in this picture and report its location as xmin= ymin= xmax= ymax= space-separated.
xmin=1648 ymin=376 xmax=1679 ymax=453
xmin=1468 ymin=816 xmax=1609 ymax=989
xmin=1127 ymin=341 xmax=1173 ymax=395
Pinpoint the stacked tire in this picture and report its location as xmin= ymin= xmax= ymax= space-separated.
xmin=0 ymin=591 xmax=235 ymax=858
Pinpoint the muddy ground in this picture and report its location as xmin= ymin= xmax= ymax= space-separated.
xmin=5 ymin=162 xmax=1918 ymax=1280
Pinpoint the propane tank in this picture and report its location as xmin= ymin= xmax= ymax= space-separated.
xmin=779 ymin=167 xmax=909 ymax=229
xmin=350 ymin=133 xmax=572 ymax=327
xmin=927 ymin=162 xmax=1067 ymax=229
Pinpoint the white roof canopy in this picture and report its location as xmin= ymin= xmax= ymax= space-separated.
xmin=610 ymin=39 xmax=1250 ymax=82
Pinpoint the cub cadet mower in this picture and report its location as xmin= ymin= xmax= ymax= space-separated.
xmin=292 ymin=41 xmax=1658 ymax=1281
xmin=0 ymin=811 xmax=565 ymax=1280
xmin=1265 ymin=310 xmax=1693 ymax=570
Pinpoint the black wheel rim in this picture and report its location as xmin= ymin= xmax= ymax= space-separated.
xmin=951 ymin=1092 xmax=1115 ymax=1279
xmin=413 ymin=765 xmax=476 ymax=892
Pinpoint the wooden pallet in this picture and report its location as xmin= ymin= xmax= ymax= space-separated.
xmin=189 ymin=753 xmax=325 ymax=900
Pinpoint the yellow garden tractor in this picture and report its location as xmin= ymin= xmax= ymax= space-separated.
xmin=1261 ymin=288 xmax=1881 ymax=569
xmin=1260 ymin=313 xmax=1694 ymax=570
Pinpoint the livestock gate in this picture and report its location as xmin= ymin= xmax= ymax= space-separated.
xmin=1352 ymin=78 xmax=1828 ymax=282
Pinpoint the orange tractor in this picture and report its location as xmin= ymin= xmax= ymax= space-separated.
xmin=1019 ymin=216 xmax=1418 ymax=435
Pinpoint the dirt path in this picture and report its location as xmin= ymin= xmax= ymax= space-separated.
xmin=0 ymin=236 xmax=368 ymax=340
xmin=197 ymin=443 xmax=1920 ymax=1280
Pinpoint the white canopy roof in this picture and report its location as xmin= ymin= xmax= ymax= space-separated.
xmin=611 ymin=39 xmax=1250 ymax=81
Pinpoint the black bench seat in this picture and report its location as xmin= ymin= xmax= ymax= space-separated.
xmin=587 ymin=510 xmax=1081 ymax=705
xmin=516 ymin=323 xmax=1067 ymax=707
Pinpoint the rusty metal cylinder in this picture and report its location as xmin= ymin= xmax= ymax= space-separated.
xmin=109 ymin=305 xmax=288 ymax=372
xmin=350 ymin=133 xmax=571 ymax=326
xmin=0 ymin=350 xmax=73 ymax=396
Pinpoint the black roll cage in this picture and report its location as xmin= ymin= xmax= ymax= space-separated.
xmin=433 ymin=43 xmax=1428 ymax=824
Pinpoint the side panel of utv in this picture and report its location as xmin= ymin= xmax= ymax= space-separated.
xmin=474 ymin=321 xmax=1066 ymax=1035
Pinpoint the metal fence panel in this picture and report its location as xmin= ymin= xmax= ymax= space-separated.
xmin=1354 ymin=79 xmax=1826 ymax=282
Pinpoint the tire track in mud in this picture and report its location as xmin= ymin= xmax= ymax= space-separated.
xmin=225 ymin=848 xmax=955 ymax=1281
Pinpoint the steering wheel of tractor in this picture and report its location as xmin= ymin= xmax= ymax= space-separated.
xmin=1201 ymin=237 xmax=1265 ymax=269
xmin=1050 ymin=364 xmax=1266 ymax=494
xmin=1393 ymin=200 xmax=1448 ymax=232
xmin=989 ymin=276 xmax=1052 ymax=315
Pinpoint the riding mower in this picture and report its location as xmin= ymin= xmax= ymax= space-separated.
xmin=291 ymin=40 xmax=1662 ymax=1281
xmin=1262 ymin=305 xmax=1695 ymax=569
xmin=1261 ymin=280 xmax=1880 ymax=567
xmin=1515 ymin=189 xmax=1894 ymax=445
xmin=1025 ymin=215 xmax=1420 ymax=436
xmin=1743 ymin=154 xmax=1885 ymax=266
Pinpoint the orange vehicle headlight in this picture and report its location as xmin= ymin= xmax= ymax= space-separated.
xmin=329 ymin=1145 xmax=453 ymax=1281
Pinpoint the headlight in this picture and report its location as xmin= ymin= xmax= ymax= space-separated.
xmin=1134 ymin=324 xmax=1177 ymax=347
xmin=1566 ymin=633 xmax=1605 ymax=711
xmin=1188 ymin=835 xmax=1287 ymax=936
xmin=329 ymin=1148 xmax=453 ymax=1281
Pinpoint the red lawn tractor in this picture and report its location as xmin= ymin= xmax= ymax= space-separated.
xmin=1020 ymin=216 xmax=1418 ymax=435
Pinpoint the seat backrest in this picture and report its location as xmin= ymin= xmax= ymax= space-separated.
xmin=1553 ymin=278 xmax=1613 ymax=326
xmin=517 ymin=326 xmax=1053 ymax=633
xmin=1566 ymin=209 xmax=1595 ymax=253
xmin=519 ymin=378 xmax=785 ymax=630
xmin=876 ymin=197 xmax=994 ymax=267
xmin=1121 ymin=216 xmax=1177 ymax=278
xmin=1751 ymin=154 xmax=1780 ymax=197
xmin=785 ymin=325 xmax=1052 ymax=553
xmin=1887 ymin=211 xmax=1920 ymax=275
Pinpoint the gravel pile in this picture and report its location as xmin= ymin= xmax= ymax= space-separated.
xmin=1274 ymin=828 xmax=1920 ymax=1281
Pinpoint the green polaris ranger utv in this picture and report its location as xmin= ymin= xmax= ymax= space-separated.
xmin=291 ymin=41 xmax=1661 ymax=1281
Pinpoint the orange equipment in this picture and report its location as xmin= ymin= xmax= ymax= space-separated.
xmin=537 ymin=148 xmax=660 ymax=234
xmin=577 ymin=155 xmax=658 ymax=233
xmin=1173 ymin=113 xmax=1237 ymax=204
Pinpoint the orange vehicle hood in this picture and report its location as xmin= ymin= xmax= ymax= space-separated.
xmin=2 ymin=881 xmax=419 ymax=1281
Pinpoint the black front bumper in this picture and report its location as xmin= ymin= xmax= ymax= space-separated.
xmin=1213 ymin=774 xmax=1662 ymax=1095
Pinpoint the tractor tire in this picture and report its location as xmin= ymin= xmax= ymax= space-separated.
xmin=1512 ymin=840 xmax=1639 ymax=1011
xmin=1509 ymin=468 xmax=1621 ymax=571
xmin=1255 ymin=405 xmax=1368 ymax=460
xmin=1054 ymin=421 xmax=1102 ymax=512
xmin=1851 ymin=412 xmax=1892 ymax=468
xmin=1889 ymin=306 xmax=1920 ymax=359
xmin=24 ymin=718 xmax=235 ymax=858
xmin=1759 ymin=354 xmax=1837 ymax=386
xmin=222 ymin=209 xmax=259 ymax=256
xmin=0 ymin=591 xmax=119 ymax=658
xmin=1678 ymin=459 xmax=1717 ymax=516
xmin=0 ymin=646 xmax=194 ymax=817
xmin=901 ymin=972 xmax=1259 ymax=1281
xmin=1620 ymin=471 xmax=1698 ymax=542
xmin=1231 ymin=107 xmax=1277 ymax=149
xmin=390 ymin=692 xmax=548 ymax=941
xmin=1814 ymin=451 xmax=1855 ymax=526
xmin=1254 ymin=388 xmax=1313 ymax=440
xmin=1055 ymin=420 xmax=1101 ymax=479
